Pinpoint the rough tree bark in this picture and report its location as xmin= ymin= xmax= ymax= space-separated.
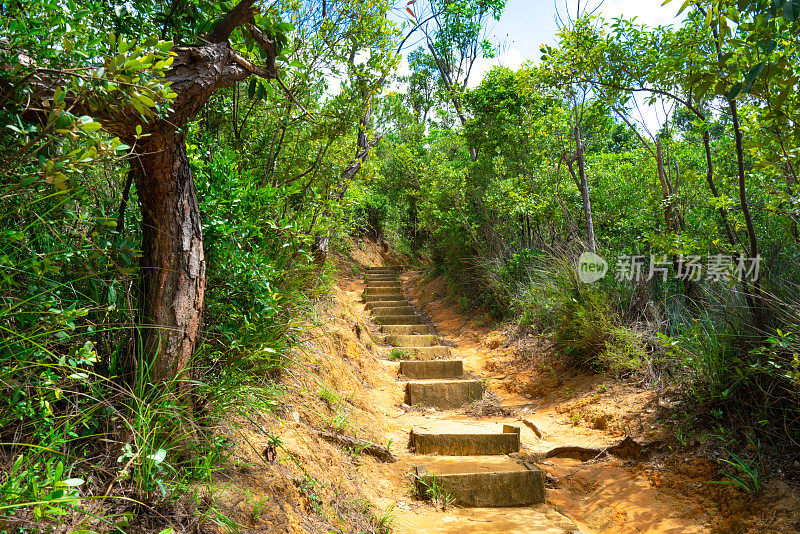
xmin=128 ymin=132 xmax=206 ymax=383
xmin=125 ymin=16 xmax=277 ymax=384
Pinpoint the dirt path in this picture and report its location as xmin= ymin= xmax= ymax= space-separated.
xmin=330 ymin=260 xmax=800 ymax=534
xmin=387 ymin=271 xmax=800 ymax=534
xmin=357 ymin=269 xmax=710 ymax=534
xmin=350 ymin=267 xmax=577 ymax=533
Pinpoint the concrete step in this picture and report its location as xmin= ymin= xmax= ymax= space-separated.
xmin=375 ymin=314 xmax=424 ymax=325
xmin=364 ymin=294 xmax=408 ymax=303
xmin=365 ymin=300 xmax=407 ymax=310
xmin=382 ymin=324 xmax=433 ymax=336
xmin=365 ymin=268 xmax=399 ymax=274
xmin=405 ymin=379 xmax=483 ymax=409
xmin=365 ymin=273 xmax=399 ymax=279
xmin=365 ymin=281 xmax=402 ymax=288
xmin=410 ymin=423 xmax=520 ymax=455
xmin=388 ymin=334 xmax=436 ymax=347
xmin=364 ymin=287 xmax=405 ymax=296
xmin=399 ymin=359 xmax=463 ymax=379
xmin=371 ymin=305 xmax=415 ymax=316
xmin=412 ymin=457 xmax=544 ymax=507
xmin=397 ymin=346 xmax=451 ymax=359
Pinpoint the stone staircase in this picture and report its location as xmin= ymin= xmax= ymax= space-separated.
xmin=363 ymin=266 xmax=545 ymax=508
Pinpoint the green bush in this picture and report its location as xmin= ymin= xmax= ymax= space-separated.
xmin=514 ymin=256 xmax=645 ymax=374
xmin=601 ymin=326 xmax=647 ymax=375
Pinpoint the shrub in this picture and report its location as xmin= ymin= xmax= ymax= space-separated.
xmin=601 ymin=326 xmax=647 ymax=375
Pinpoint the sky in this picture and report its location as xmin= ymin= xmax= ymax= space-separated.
xmin=467 ymin=0 xmax=685 ymax=88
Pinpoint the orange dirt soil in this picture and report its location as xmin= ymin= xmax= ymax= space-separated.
xmin=396 ymin=270 xmax=800 ymax=534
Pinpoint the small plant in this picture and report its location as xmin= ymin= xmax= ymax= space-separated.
xmin=375 ymin=504 xmax=396 ymax=534
xmin=294 ymin=474 xmax=324 ymax=514
xmin=711 ymin=450 xmax=761 ymax=494
xmin=413 ymin=473 xmax=454 ymax=510
xmin=328 ymin=410 xmax=352 ymax=432
xmin=241 ymin=489 xmax=270 ymax=519
xmin=318 ymin=383 xmax=341 ymax=408
xmin=600 ymin=326 xmax=646 ymax=375
xmin=0 ymin=455 xmax=84 ymax=522
xmin=389 ymin=348 xmax=412 ymax=360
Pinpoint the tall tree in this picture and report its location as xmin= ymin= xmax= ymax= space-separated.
xmin=400 ymin=0 xmax=506 ymax=157
xmin=8 ymin=0 xmax=286 ymax=384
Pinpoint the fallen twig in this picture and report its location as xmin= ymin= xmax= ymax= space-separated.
xmin=544 ymin=436 xmax=661 ymax=462
xmin=315 ymin=429 xmax=396 ymax=462
xmin=518 ymin=417 xmax=545 ymax=439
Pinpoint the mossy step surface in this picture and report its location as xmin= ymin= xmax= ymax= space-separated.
xmin=388 ymin=334 xmax=436 ymax=347
xmin=399 ymin=359 xmax=463 ymax=379
xmin=413 ymin=457 xmax=544 ymax=507
xmin=382 ymin=324 xmax=433 ymax=336
xmin=394 ymin=346 xmax=451 ymax=359
xmin=365 ymin=300 xmax=408 ymax=310
xmin=365 ymin=281 xmax=402 ymax=288
xmin=405 ymin=379 xmax=483 ymax=409
xmin=370 ymin=305 xmax=415 ymax=316
xmin=364 ymin=294 xmax=410 ymax=303
xmin=375 ymin=314 xmax=424 ymax=325
xmin=364 ymin=287 xmax=405 ymax=296
xmin=410 ymin=422 xmax=520 ymax=455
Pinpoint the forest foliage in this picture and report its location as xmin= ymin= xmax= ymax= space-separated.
xmin=1 ymin=0 xmax=800 ymax=530
xmin=370 ymin=0 xmax=800 ymax=465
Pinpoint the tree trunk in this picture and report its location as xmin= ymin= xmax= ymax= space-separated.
xmin=574 ymin=125 xmax=597 ymax=253
xmin=729 ymin=99 xmax=764 ymax=329
xmin=129 ymin=131 xmax=206 ymax=385
xmin=14 ymin=0 xmax=279 ymax=388
xmin=702 ymin=130 xmax=737 ymax=247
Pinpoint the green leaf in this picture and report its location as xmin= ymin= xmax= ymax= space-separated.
xmin=743 ymin=62 xmax=765 ymax=92
xmin=79 ymin=121 xmax=102 ymax=132
xmin=148 ymin=449 xmax=166 ymax=464
xmin=784 ymin=0 xmax=800 ymax=21
xmin=726 ymin=82 xmax=743 ymax=101
xmin=62 ymin=478 xmax=84 ymax=487
xmin=135 ymin=93 xmax=156 ymax=108
xmin=129 ymin=96 xmax=148 ymax=116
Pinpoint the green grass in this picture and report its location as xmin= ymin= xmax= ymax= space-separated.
xmin=413 ymin=473 xmax=453 ymax=510
xmin=388 ymin=347 xmax=413 ymax=360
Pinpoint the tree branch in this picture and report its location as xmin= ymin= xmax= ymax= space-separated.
xmin=210 ymin=0 xmax=258 ymax=43
xmin=337 ymin=134 xmax=383 ymax=199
